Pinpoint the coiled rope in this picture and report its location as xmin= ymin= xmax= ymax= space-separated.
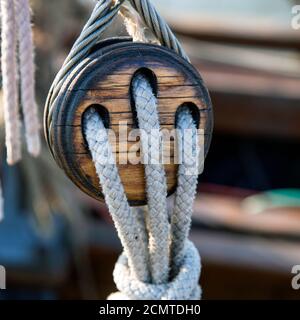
xmin=49 ymin=0 xmax=202 ymax=300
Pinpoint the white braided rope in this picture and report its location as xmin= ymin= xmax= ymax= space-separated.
xmin=110 ymin=241 xmax=201 ymax=300
xmin=15 ymin=0 xmax=41 ymax=157
xmin=132 ymin=73 xmax=170 ymax=284
xmin=0 ymin=0 xmax=40 ymax=219
xmin=84 ymin=108 xmax=151 ymax=283
xmin=171 ymin=107 xmax=200 ymax=276
xmin=0 ymin=0 xmax=22 ymax=165
xmin=0 ymin=0 xmax=40 ymax=164
xmin=84 ymin=77 xmax=201 ymax=300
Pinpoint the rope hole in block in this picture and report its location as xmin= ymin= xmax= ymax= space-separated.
xmin=175 ymin=102 xmax=200 ymax=129
xmin=83 ymin=104 xmax=111 ymax=129
xmin=130 ymin=67 xmax=158 ymax=128
xmin=81 ymin=104 xmax=110 ymax=150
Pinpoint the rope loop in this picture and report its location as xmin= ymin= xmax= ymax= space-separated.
xmin=109 ymin=241 xmax=201 ymax=300
xmin=84 ymin=74 xmax=202 ymax=300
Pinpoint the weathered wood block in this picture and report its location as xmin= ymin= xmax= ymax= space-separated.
xmin=45 ymin=38 xmax=213 ymax=205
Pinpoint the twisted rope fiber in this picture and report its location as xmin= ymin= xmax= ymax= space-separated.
xmin=0 ymin=0 xmax=20 ymax=220
xmin=0 ymin=0 xmax=22 ymax=165
xmin=0 ymin=0 xmax=40 ymax=163
xmin=111 ymin=240 xmax=201 ymax=300
xmin=84 ymin=109 xmax=150 ymax=283
xmin=171 ymin=107 xmax=200 ymax=276
xmin=15 ymin=0 xmax=41 ymax=157
xmin=0 ymin=0 xmax=41 ymax=219
xmin=122 ymin=0 xmax=189 ymax=61
xmin=132 ymin=73 xmax=170 ymax=284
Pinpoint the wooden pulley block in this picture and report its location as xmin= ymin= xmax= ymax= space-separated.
xmin=44 ymin=38 xmax=213 ymax=206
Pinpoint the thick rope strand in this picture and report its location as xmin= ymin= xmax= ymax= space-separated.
xmin=171 ymin=107 xmax=200 ymax=276
xmin=86 ymin=105 xmax=201 ymax=300
xmin=113 ymin=0 xmax=189 ymax=60
xmin=106 ymin=103 xmax=202 ymax=300
xmin=83 ymin=108 xmax=150 ymax=282
xmin=111 ymin=240 xmax=201 ymax=300
xmin=128 ymin=0 xmax=189 ymax=61
xmin=14 ymin=0 xmax=41 ymax=157
xmin=132 ymin=73 xmax=170 ymax=284
xmin=0 ymin=0 xmax=22 ymax=164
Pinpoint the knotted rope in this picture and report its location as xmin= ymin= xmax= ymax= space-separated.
xmin=0 ymin=0 xmax=41 ymax=218
xmin=110 ymin=241 xmax=201 ymax=300
xmin=84 ymin=97 xmax=201 ymax=300
xmin=46 ymin=0 xmax=202 ymax=300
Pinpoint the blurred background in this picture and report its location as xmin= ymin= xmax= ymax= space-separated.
xmin=0 ymin=0 xmax=300 ymax=299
